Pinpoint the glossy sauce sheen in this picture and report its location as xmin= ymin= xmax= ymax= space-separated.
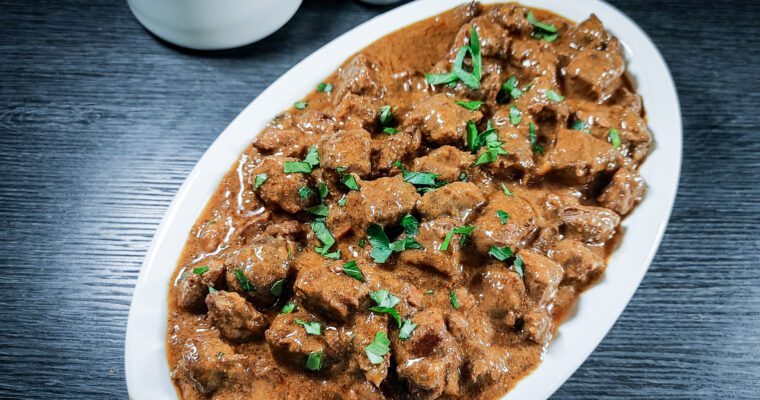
xmin=167 ymin=3 xmax=651 ymax=399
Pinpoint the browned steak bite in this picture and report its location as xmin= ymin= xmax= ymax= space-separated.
xmin=293 ymin=252 xmax=369 ymax=322
xmin=174 ymin=330 xmax=245 ymax=395
xmin=319 ymin=129 xmax=373 ymax=178
xmin=398 ymin=217 xmax=465 ymax=278
xmin=407 ymin=94 xmax=483 ymax=146
xmin=224 ymin=236 xmax=291 ymax=308
xmin=206 ymin=290 xmax=268 ymax=342
xmin=251 ymin=156 xmax=314 ymax=213
xmin=416 ymin=182 xmax=486 ymax=222
xmin=546 ymin=128 xmax=618 ymax=182
xmin=344 ymin=312 xmax=389 ymax=387
xmin=265 ymin=311 xmax=341 ymax=369
xmin=345 ymin=175 xmax=420 ymax=230
xmin=333 ymin=53 xmax=383 ymax=101
xmin=471 ymin=192 xmax=539 ymax=256
xmin=473 ymin=264 xmax=527 ymax=328
xmin=411 ymin=145 xmax=474 ymax=183
xmin=550 ymin=239 xmax=606 ymax=284
xmin=176 ymin=259 xmax=226 ymax=311
xmin=598 ymin=166 xmax=646 ymax=216
xmin=561 ymin=204 xmax=621 ymax=243
xmin=519 ymin=249 xmax=563 ymax=307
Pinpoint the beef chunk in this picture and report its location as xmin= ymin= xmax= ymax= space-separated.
xmin=224 ymin=236 xmax=291 ymax=308
xmin=346 ymin=175 xmax=420 ymax=230
xmin=567 ymin=15 xmax=611 ymax=51
xmin=334 ymin=94 xmax=378 ymax=131
xmin=416 ymin=182 xmax=485 ymax=222
xmin=345 ymin=312 xmax=389 ymax=387
xmin=371 ymin=129 xmax=421 ymax=173
xmin=293 ymin=252 xmax=369 ymax=321
xmin=487 ymin=110 xmax=538 ymax=174
xmin=398 ymin=217 xmax=464 ymax=278
xmin=174 ymin=330 xmax=245 ymax=395
xmin=446 ymin=311 xmax=505 ymax=385
xmin=334 ymin=54 xmax=383 ymax=101
xmin=547 ymin=128 xmax=617 ymax=182
xmin=192 ymin=219 xmax=227 ymax=253
xmin=177 ymin=259 xmax=226 ymax=311
xmin=510 ymin=39 xmax=559 ymax=82
xmin=293 ymin=108 xmax=337 ymax=137
xmin=519 ymin=250 xmax=563 ymax=307
xmin=449 ymin=16 xmax=510 ymax=59
xmin=473 ymin=264 xmax=526 ymax=328
xmin=407 ymin=94 xmax=483 ymax=145
xmin=598 ymin=167 xmax=646 ymax=215
xmin=550 ymin=239 xmax=606 ymax=284
xmin=326 ymin=203 xmax=352 ymax=239
xmin=393 ymin=308 xmax=462 ymax=398
xmin=521 ymin=308 xmax=553 ymax=344
xmin=471 ymin=192 xmax=539 ymax=256
xmin=565 ymin=39 xmax=624 ymax=101
xmin=618 ymin=107 xmax=653 ymax=163
xmin=319 ymin=129 xmax=373 ymax=177
xmin=253 ymin=127 xmax=306 ymax=157
xmin=375 ymin=274 xmax=425 ymax=318
xmin=411 ymin=145 xmax=474 ymax=183
xmin=561 ymin=204 xmax=621 ymax=243
xmin=251 ymin=156 xmax=314 ymax=213
xmin=206 ymin=290 xmax=268 ymax=341
xmin=487 ymin=3 xmax=532 ymax=35
xmin=265 ymin=311 xmax=331 ymax=368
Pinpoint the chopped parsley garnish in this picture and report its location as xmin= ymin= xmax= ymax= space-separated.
xmin=399 ymin=319 xmax=418 ymax=340
xmin=192 ymin=266 xmax=209 ymax=275
xmin=306 ymin=204 xmax=329 ymax=217
xmin=400 ymin=214 xmax=419 ymax=236
xmin=316 ymin=82 xmax=333 ymax=93
xmin=318 ymin=182 xmax=328 ymax=200
xmin=393 ymin=161 xmax=446 ymax=192
xmin=609 ymin=128 xmax=622 ymax=149
xmin=424 ymin=289 xmax=434 ymax=295
xmin=514 ymin=256 xmax=525 ymax=278
xmin=571 ymin=120 xmax=591 ymax=134
xmin=383 ymin=127 xmax=399 ymax=134
xmin=496 ymin=210 xmax=510 ymax=224
xmin=455 ymin=100 xmax=483 ymax=111
xmin=295 ymin=319 xmax=322 ymax=335
xmin=234 ymin=269 xmax=253 ymax=291
xmin=527 ymin=11 xmax=559 ymax=42
xmin=306 ymin=351 xmax=322 ymax=371
xmin=450 ymin=290 xmax=460 ymax=310
xmin=284 ymin=161 xmax=313 ymax=174
xmin=337 ymin=196 xmax=347 ymax=207
xmin=440 ymin=226 xmax=475 ymax=251
xmin=252 ymin=173 xmax=268 ymax=191
xmin=358 ymin=238 xmax=366 ymax=248
xmin=501 ymin=183 xmax=513 ymax=196
xmin=303 ymin=145 xmax=320 ymax=168
xmin=281 ymin=301 xmax=296 ymax=314
xmin=365 ymin=331 xmax=391 ymax=364
xmin=367 ymin=224 xmax=393 ymax=263
xmin=293 ymin=100 xmax=308 ymax=110
xmin=342 ymin=260 xmax=364 ymax=282
xmin=529 ymin=122 xmax=544 ymax=154
xmin=426 ymin=26 xmax=482 ymax=89
xmin=501 ymin=75 xmax=524 ymax=100
xmin=509 ymin=105 xmax=522 ymax=125
xmin=378 ymin=105 xmax=393 ymax=127
xmin=340 ymin=173 xmax=360 ymax=191
xmin=298 ymin=186 xmax=314 ymax=201
xmin=270 ymin=279 xmax=285 ymax=297
xmin=545 ymin=89 xmax=565 ymax=102
xmin=369 ymin=290 xmax=402 ymax=326
xmin=467 ymin=120 xmax=508 ymax=166
xmin=208 ymin=286 xmax=219 ymax=294
xmin=459 ymin=172 xmax=468 ymax=182
xmin=488 ymin=245 xmax=514 ymax=261
xmin=311 ymin=219 xmax=337 ymax=258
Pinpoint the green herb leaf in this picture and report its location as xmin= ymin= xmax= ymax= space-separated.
xmin=527 ymin=11 xmax=558 ymax=33
xmin=473 ymin=149 xmax=499 ymax=166
xmin=342 ymin=260 xmax=364 ymax=282
xmin=337 ymin=196 xmax=347 ymax=207
xmin=488 ymin=246 xmax=514 ymax=261
xmin=509 ymin=105 xmax=522 ymax=125
xmin=367 ymin=224 xmax=393 ymax=263
xmin=501 ymin=183 xmax=513 ymax=196
xmin=545 ymin=89 xmax=565 ymax=102
xmin=295 ymin=319 xmax=322 ymax=335
xmin=285 ymin=161 xmax=313 ymax=174
xmin=394 ymin=161 xmax=446 ymax=191
xmin=341 ymin=174 xmax=359 ymax=191
xmin=425 ymin=72 xmax=458 ymax=85
xmin=571 ymin=120 xmax=592 ymax=134
xmin=318 ymin=182 xmax=328 ymax=200
xmin=370 ymin=290 xmax=400 ymax=308
xmin=502 ymin=75 xmax=524 ymax=99
xmin=609 ymin=128 xmax=621 ymax=149
xmin=389 ymin=236 xmax=422 ymax=252
xmin=252 ymin=173 xmax=268 ymax=191
xmin=452 ymin=45 xmax=479 ymax=89
xmin=234 ymin=269 xmax=253 ymax=291
xmin=192 ymin=266 xmax=209 ymax=275
xmin=400 ymin=214 xmax=419 ymax=236
xmin=298 ymin=185 xmax=314 ymax=201
xmin=306 ymin=351 xmax=322 ymax=371
xmin=306 ymin=204 xmax=329 ymax=217
xmin=303 ymin=145 xmax=320 ymax=168
xmin=293 ymin=101 xmax=308 ymax=110
xmin=383 ymin=127 xmax=399 ymax=134
xmin=281 ymin=301 xmax=296 ymax=314
xmin=399 ymin=319 xmax=418 ymax=340
xmin=379 ymin=105 xmax=393 ymax=127
xmin=440 ymin=226 xmax=475 ymax=251
xmin=311 ymin=220 xmax=336 ymax=257
xmin=424 ymin=289 xmax=434 ymax=295
xmin=496 ymin=210 xmax=510 ymax=224
xmin=316 ymin=82 xmax=333 ymax=93
xmin=449 ymin=290 xmax=460 ymax=310
xmin=514 ymin=256 xmax=525 ymax=278
xmin=466 ymin=121 xmax=479 ymax=152
xmin=208 ymin=286 xmax=219 ymax=294
xmin=529 ymin=122 xmax=544 ymax=154
xmin=270 ymin=279 xmax=285 ymax=297
xmin=456 ymin=100 xmax=483 ymax=111
xmin=358 ymin=238 xmax=366 ymax=248
xmin=365 ymin=331 xmax=391 ymax=364
xmin=459 ymin=172 xmax=468 ymax=182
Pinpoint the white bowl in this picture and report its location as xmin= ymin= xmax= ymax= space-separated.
xmin=124 ymin=0 xmax=682 ymax=398
xmin=127 ymin=0 xmax=302 ymax=50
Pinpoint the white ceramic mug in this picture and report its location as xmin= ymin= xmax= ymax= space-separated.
xmin=127 ymin=0 xmax=302 ymax=50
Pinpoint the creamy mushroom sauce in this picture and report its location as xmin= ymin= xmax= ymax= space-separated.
xmin=167 ymin=2 xmax=651 ymax=399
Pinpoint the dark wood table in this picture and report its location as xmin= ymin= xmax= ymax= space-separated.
xmin=1 ymin=0 xmax=758 ymax=398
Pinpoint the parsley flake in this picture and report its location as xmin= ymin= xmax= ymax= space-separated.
xmin=365 ymin=331 xmax=391 ymax=365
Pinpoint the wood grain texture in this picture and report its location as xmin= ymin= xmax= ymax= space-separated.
xmin=0 ymin=0 xmax=758 ymax=398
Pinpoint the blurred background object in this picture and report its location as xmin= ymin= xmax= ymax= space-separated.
xmin=127 ymin=0 xmax=302 ymax=50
